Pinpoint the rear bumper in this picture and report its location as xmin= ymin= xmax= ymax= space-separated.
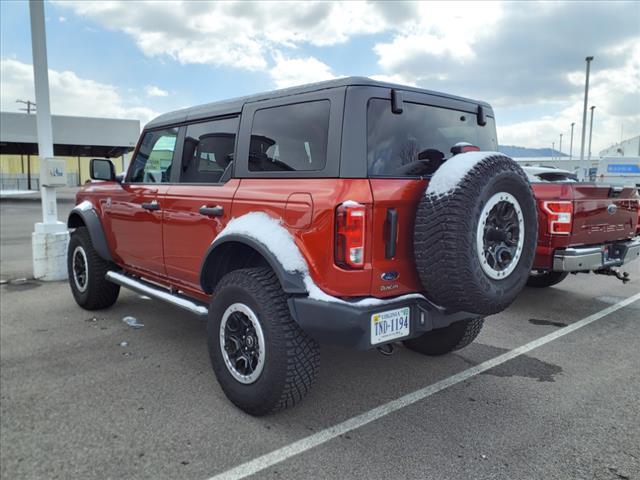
xmin=288 ymin=295 xmax=481 ymax=351
xmin=553 ymin=236 xmax=640 ymax=272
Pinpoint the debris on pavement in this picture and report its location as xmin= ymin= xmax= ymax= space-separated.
xmin=119 ymin=341 xmax=129 ymax=348
xmin=122 ymin=316 xmax=144 ymax=329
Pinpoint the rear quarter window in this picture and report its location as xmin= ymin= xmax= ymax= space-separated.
xmin=367 ymin=99 xmax=497 ymax=177
xmin=249 ymin=100 xmax=330 ymax=172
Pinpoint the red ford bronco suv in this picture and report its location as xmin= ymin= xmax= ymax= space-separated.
xmin=67 ymin=78 xmax=538 ymax=415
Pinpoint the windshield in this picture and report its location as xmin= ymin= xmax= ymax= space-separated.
xmin=367 ymin=99 xmax=497 ymax=177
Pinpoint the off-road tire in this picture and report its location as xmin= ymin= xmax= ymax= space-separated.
xmin=67 ymin=226 xmax=120 ymax=310
xmin=414 ymin=154 xmax=537 ymax=315
xmin=403 ymin=318 xmax=484 ymax=356
xmin=207 ymin=267 xmax=320 ymax=416
xmin=526 ymin=271 xmax=568 ymax=288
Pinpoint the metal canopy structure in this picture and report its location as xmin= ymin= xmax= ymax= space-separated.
xmin=0 ymin=111 xmax=140 ymax=158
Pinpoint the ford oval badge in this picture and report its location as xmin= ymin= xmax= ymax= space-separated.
xmin=607 ymin=204 xmax=618 ymax=215
xmin=381 ymin=271 xmax=399 ymax=281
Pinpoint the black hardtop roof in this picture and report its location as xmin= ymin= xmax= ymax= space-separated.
xmin=146 ymin=76 xmax=492 ymax=129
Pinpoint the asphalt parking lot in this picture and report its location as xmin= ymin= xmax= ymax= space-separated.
xmin=1 ymin=200 xmax=639 ymax=480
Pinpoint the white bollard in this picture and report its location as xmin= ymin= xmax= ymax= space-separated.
xmin=32 ymin=222 xmax=69 ymax=281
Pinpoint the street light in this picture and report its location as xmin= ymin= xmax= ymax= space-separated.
xmin=579 ymin=56 xmax=594 ymax=178
xmin=559 ymin=133 xmax=563 ymax=159
xmin=552 ymin=141 xmax=555 ymax=160
xmin=587 ymin=105 xmax=596 ymax=161
xmin=569 ymin=122 xmax=575 ymax=160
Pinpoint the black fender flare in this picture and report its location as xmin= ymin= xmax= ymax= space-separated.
xmin=199 ymin=234 xmax=307 ymax=295
xmin=67 ymin=201 xmax=114 ymax=262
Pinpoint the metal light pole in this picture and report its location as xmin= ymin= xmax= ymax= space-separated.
xmin=579 ymin=56 xmax=594 ymax=179
xmin=559 ymin=133 xmax=563 ymax=159
xmin=587 ymin=105 xmax=596 ymax=161
xmin=552 ymin=141 xmax=555 ymax=160
xmin=569 ymin=122 xmax=575 ymax=160
xmin=29 ymin=0 xmax=69 ymax=281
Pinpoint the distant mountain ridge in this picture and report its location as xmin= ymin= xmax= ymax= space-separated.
xmin=498 ymin=145 xmax=568 ymax=158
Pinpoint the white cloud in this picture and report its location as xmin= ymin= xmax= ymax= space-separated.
xmin=269 ymin=54 xmax=336 ymax=89
xmin=58 ymin=16 xmax=66 ymax=23
xmin=55 ymin=0 xmax=387 ymax=71
xmin=144 ymin=85 xmax=169 ymax=97
xmin=0 ymin=58 xmax=157 ymax=124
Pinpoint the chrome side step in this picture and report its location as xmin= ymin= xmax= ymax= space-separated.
xmin=105 ymin=271 xmax=209 ymax=317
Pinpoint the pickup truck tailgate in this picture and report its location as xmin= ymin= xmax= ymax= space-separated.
xmin=571 ymin=185 xmax=638 ymax=245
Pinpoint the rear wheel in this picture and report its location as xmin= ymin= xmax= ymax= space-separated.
xmin=526 ymin=270 xmax=568 ymax=288
xmin=67 ymin=227 xmax=120 ymax=310
xmin=208 ymin=267 xmax=319 ymax=416
xmin=403 ymin=318 xmax=484 ymax=356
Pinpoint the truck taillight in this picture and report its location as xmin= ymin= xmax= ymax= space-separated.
xmin=542 ymin=201 xmax=573 ymax=235
xmin=335 ymin=203 xmax=366 ymax=269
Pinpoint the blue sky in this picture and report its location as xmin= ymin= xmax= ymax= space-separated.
xmin=1 ymin=1 xmax=638 ymax=152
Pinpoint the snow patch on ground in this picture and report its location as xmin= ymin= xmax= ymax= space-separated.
xmin=426 ymin=151 xmax=503 ymax=197
xmin=216 ymin=212 xmax=427 ymax=306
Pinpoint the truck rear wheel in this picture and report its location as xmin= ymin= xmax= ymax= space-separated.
xmin=413 ymin=154 xmax=537 ymax=316
xmin=207 ymin=267 xmax=320 ymax=416
xmin=526 ymin=270 xmax=568 ymax=288
xmin=67 ymin=226 xmax=120 ymax=310
xmin=403 ymin=318 xmax=484 ymax=356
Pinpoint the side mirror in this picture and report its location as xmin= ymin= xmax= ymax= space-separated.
xmin=90 ymin=158 xmax=115 ymax=181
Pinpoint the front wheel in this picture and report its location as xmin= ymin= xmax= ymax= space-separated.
xmin=403 ymin=318 xmax=484 ymax=356
xmin=207 ymin=267 xmax=320 ymax=416
xmin=67 ymin=227 xmax=120 ymax=310
xmin=526 ymin=270 xmax=568 ymax=288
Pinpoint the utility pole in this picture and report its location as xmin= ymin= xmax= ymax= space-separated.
xmin=29 ymin=0 xmax=69 ymax=281
xmin=559 ymin=133 xmax=563 ymax=159
xmin=587 ymin=105 xmax=596 ymax=161
xmin=16 ymin=99 xmax=37 ymax=114
xmin=569 ymin=122 xmax=575 ymax=160
xmin=579 ymin=56 xmax=594 ymax=179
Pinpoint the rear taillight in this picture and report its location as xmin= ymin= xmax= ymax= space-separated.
xmin=542 ymin=201 xmax=573 ymax=235
xmin=335 ymin=203 xmax=366 ymax=269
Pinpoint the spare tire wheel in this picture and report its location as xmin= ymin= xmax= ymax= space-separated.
xmin=413 ymin=154 xmax=537 ymax=315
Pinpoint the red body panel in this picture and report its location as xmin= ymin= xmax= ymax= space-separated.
xmin=162 ymin=181 xmax=240 ymax=291
xmin=231 ymin=179 xmax=374 ymax=297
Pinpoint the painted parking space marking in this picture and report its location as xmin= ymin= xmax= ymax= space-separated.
xmin=207 ymin=293 xmax=640 ymax=480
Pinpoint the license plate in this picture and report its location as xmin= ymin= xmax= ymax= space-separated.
xmin=371 ymin=307 xmax=410 ymax=345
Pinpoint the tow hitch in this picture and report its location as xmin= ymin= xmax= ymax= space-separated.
xmin=377 ymin=343 xmax=395 ymax=356
xmin=594 ymin=267 xmax=631 ymax=284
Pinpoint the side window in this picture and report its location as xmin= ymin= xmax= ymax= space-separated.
xmin=180 ymin=117 xmax=239 ymax=183
xmin=128 ymin=128 xmax=178 ymax=183
xmin=249 ymin=100 xmax=330 ymax=172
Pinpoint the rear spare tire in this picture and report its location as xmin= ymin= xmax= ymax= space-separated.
xmin=413 ymin=153 xmax=537 ymax=315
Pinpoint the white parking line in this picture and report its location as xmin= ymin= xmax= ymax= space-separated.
xmin=207 ymin=293 xmax=640 ymax=480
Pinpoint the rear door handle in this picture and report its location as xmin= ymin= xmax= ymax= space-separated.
xmin=199 ymin=205 xmax=224 ymax=217
xmin=141 ymin=200 xmax=160 ymax=211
